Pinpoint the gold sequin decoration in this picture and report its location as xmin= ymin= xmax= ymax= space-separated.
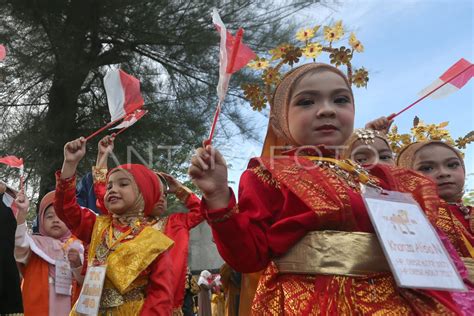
xmin=250 ymin=165 xmax=281 ymax=189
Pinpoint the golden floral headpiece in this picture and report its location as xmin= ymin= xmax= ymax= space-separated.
xmin=387 ymin=116 xmax=474 ymax=156
xmin=242 ymin=20 xmax=368 ymax=111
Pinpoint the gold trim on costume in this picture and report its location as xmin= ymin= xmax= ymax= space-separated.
xmin=461 ymin=257 xmax=474 ymax=283
xmin=100 ymin=285 xmax=145 ymax=308
xmin=175 ymin=186 xmax=193 ymax=203
xmin=92 ymin=166 xmax=108 ymax=183
xmin=87 ymin=216 xmax=174 ymax=294
xmin=250 ymin=165 xmax=281 ymax=189
xmin=274 ymin=230 xmax=390 ymax=276
xmin=107 ymin=226 xmax=174 ymax=293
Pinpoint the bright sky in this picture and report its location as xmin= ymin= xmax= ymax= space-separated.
xmin=220 ymin=0 xmax=474 ymax=193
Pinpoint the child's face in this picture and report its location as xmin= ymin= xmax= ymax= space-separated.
xmin=43 ymin=206 xmax=69 ymax=238
xmin=104 ymin=170 xmax=138 ymax=215
xmin=288 ymin=70 xmax=354 ymax=147
xmin=351 ymin=138 xmax=394 ymax=166
xmin=413 ymin=144 xmax=465 ymax=202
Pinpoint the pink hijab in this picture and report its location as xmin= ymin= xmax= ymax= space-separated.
xmin=30 ymin=191 xmax=73 ymax=261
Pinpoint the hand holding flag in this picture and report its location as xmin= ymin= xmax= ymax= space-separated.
xmin=388 ymin=58 xmax=473 ymax=121
xmin=204 ymin=9 xmax=256 ymax=146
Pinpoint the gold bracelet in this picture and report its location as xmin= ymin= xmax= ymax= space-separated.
xmin=175 ymin=186 xmax=193 ymax=203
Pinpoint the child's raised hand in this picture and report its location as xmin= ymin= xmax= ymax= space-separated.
xmin=61 ymin=137 xmax=86 ymax=179
xmin=63 ymin=137 xmax=87 ymax=164
xmin=97 ymin=135 xmax=114 ymax=168
xmin=158 ymin=173 xmax=181 ymax=194
xmin=67 ymin=248 xmax=82 ymax=268
xmin=15 ymin=190 xmax=29 ymax=224
xmin=188 ymin=145 xmax=230 ymax=209
xmin=98 ymin=135 xmax=114 ymax=156
xmin=365 ymin=115 xmax=394 ymax=134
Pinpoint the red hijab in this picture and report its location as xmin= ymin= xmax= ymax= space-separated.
xmin=107 ymin=164 xmax=162 ymax=216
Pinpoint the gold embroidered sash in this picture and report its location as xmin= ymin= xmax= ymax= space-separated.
xmin=89 ymin=216 xmax=174 ymax=293
xmin=274 ymin=230 xmax=390 ymax=276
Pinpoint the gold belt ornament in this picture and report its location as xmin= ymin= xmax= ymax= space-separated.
xmin=100 ymin=285 xmax=145 ymax=309
xmin=274 ymin=230 xmax=390 ymax=276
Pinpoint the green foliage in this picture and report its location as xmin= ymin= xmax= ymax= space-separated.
xmin=0 ymin=0 xmax=322 ymax=201
xmin=463 ymin=190 xmax=474 ymax=207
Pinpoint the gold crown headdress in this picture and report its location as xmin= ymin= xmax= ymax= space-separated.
xmin=387 ymin=116 xmax=474 ymax=156
xmin=242 ymin=20 xmax=369 ymax=111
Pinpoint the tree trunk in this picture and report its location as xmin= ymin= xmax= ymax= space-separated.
xmin=38 ymin=69 xmax=89 ymax=196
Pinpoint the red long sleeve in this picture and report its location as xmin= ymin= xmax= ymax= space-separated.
xmin=140 ymin=253 xmax=174 ymax=315
xmin=202 ymin=169 xmax=284 ymax=273
xmin=164 ymin=193 xmax=204 ymax=308
xmin=54 ymin=171 xmax=97 ymax=244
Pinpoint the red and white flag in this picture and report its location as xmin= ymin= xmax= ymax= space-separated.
xmin=418 ymin=58 xmax=473 ymax=99
xmin=0 ymin=155 xmax=24 ymax=170
xmin=104 ymin=68 xmax=144 ymax=122
xmin=205 ymin=9 xmax=256 ymax=145
xmin=212 ymin=8 xmax=256 ymax=102
xmin=0 ymin=155 xmax=24 ymax=191
xmin=0 ymin=45 xmax=6 ymax=61
xmin=110 ymin=109 xmax=148 ymax=130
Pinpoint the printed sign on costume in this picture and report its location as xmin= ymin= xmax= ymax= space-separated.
xmin=363 ymin=187 xmax=465 ymax=291
xmin=55 ymin=259 xmax=73 ymax=295
xmin=75 ymin=265 xmax=107 ymax=315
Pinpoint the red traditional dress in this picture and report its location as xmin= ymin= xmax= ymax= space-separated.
xmin=397 ymin=140 xmax=474 ymax=282
xmin=91 ymin=167 xmax=204 ymax=313
xmin=437 ymin=203 xmax=474 ymax=283
xmin=54 ymin=165 xmax=177 ymax=315
xmin=201 ymin=153 xmax=469 ymax=315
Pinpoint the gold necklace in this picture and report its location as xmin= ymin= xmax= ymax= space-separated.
xmin=304 ymin=157 xmax=381 ymax=191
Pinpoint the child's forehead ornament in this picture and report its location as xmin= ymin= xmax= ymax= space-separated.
xmin=354 ymin=129 xmax=380 ymax=145
xmin=241 ymin=20 xmax=369 ymax=112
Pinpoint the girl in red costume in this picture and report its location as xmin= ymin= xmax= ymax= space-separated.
xmin=189 ymin=62 xmax=473 ymax=314
xmin=91 ymin=135 xmax=204 ymax=314
xmin=55 ymin=137 xmax=175 ymax=315
xmin=398 ymin=140 xmax=473 ymax=281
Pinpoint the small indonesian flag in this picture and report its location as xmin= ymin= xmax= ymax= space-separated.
xmin=0 ymin=155 xmax=24 ymax=189
xmin=418 ymin=58 xmax=473 ymax=99
xmin=0 ymin=156 xmax=24 ymax=169
xmin=212 ymin=8 xmax=256 ymax=102
xmin=104 ymin=68 xmax=144 ymax=122
xmin=0 ymin=45 xmax=6 ymax=61
xmin=110 ymin=109 xmax=148 ymax=130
